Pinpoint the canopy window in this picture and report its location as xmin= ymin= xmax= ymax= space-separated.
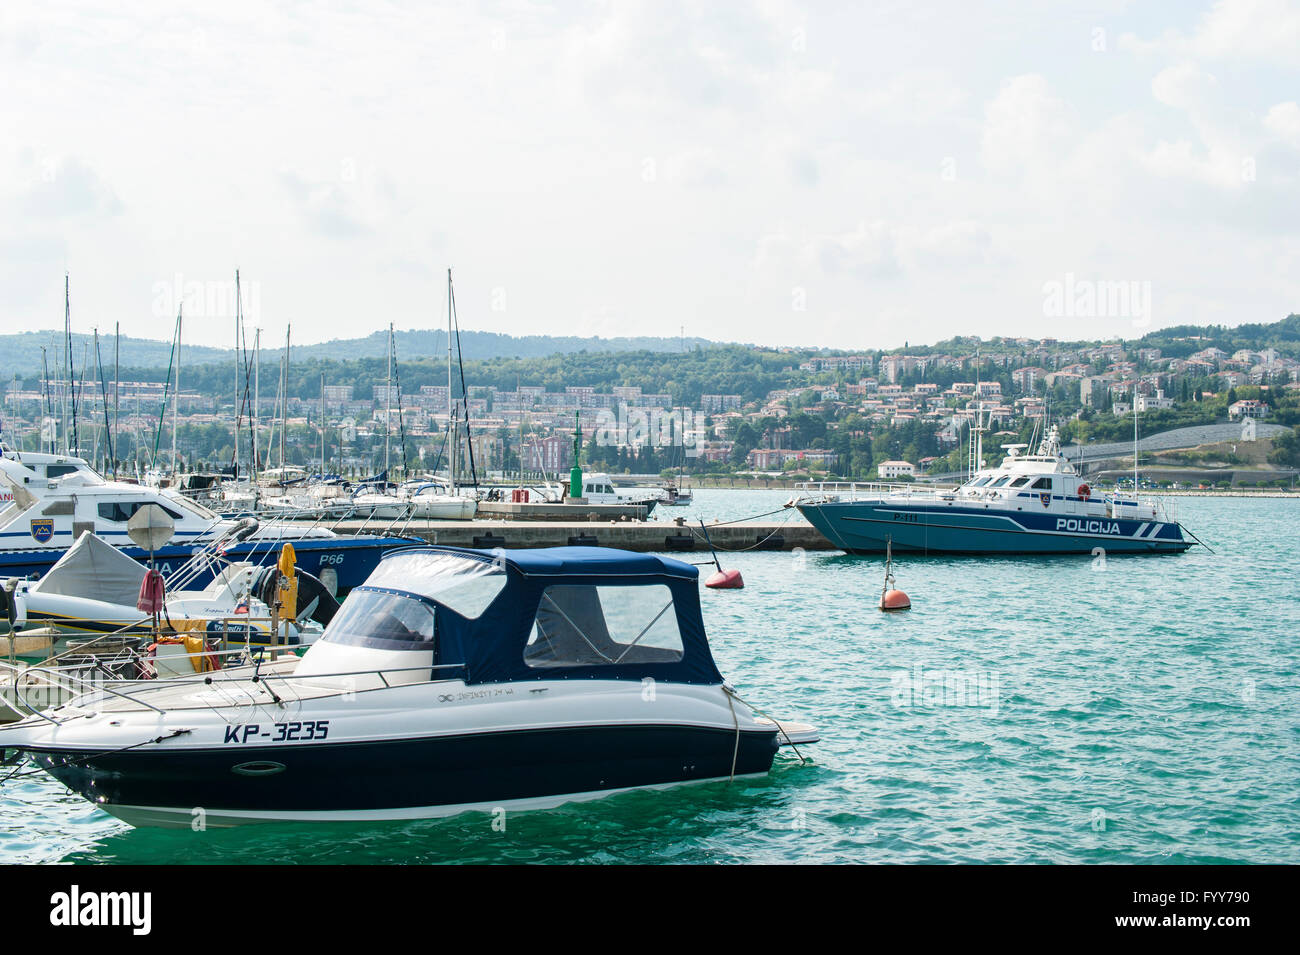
xmin=524 ymin=584 xmax=684 ymax=669
xmin=321 ymin=589 xmax=436 ymax=651
xmin=363 ymin=550 xmax=506 ymax=619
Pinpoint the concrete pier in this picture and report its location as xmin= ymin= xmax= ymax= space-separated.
xmin=312 ymin=518 xmax=834 ymax=552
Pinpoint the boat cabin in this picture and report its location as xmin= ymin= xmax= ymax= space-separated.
xmin=296 ymin=546 xmax=723 ymax=687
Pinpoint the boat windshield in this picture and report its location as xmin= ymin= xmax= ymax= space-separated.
xmin=163 ymin=493 xmax=218 ymax=520
xmin=363 ymin=551 xmax=507 ymax=619
xmin=988 ymin=476 xmax=1013 ymax=488
xmin=321 ymin=589 xmax=436 ymax=650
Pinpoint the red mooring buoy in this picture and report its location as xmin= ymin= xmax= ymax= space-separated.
xmin=699 ymin=520 xmax=744 ymax=589
xmin=879 ymin=537 xmax=910 ymax=611
xmin=706 ymin=568 xmax=745 ymax=589
xmin=880 ymin=588 xmax=911 ymax=611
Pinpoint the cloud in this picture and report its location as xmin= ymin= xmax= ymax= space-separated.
xmin=907 ymin=221 xmax=994 ymax=269
xmin=15 ymin=156 xmax=123 ymax=219
xmin=810 ymin=220 xmax=900 ymax=278
xmin=277 ymin=169 xmax=372 ymax=239
xmin=979 ymin=74 xmax=1074 ymax=175
xmin=1122 ymin=0 xmax=1300 ymax=66
xmin=1263 ymin=101 xmax=1300 ymax=149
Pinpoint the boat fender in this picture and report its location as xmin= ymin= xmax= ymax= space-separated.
xmin=254 ymin=568 xmax=339 ymax=627
xmin=294 ymin=570 xmax=340 ymax=626
xmin=0 ymin=579 xmax=14 ymax=627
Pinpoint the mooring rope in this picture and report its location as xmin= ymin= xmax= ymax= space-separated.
xmin=684 ymin=509 xmax=796 ymax=552
xmin=725 ymin=687 xmax=740 ymax=783
xmin=723 ymin=685 xmax=807 ymax=766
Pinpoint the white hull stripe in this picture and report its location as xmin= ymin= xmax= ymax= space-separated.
xmin=102 ymin=773 xmax=770 ymax=828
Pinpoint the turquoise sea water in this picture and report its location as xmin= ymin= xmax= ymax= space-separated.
xmin=2 ymin=491 xmax=1297 ymax=864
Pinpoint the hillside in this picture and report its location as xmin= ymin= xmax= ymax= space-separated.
xmin=0 ymin=328 xmax=722 ymax=378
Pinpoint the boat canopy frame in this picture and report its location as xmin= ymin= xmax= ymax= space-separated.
xmin=357 ymin=545 xmax=724 ymax=686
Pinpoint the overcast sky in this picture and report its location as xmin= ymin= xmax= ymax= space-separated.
xmin=3 ymin=0 xmax=1298 ymax=352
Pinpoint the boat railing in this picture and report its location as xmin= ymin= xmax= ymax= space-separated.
xmin=793 ymin=481 xmax=935 ymax=502
xmin=1105 ymin=488 xmax=1176 ymax=523
xmin=13 ymin=660 xmax=470 ymax=724
xmin=2 ymin=642 xmax=269 ymax=725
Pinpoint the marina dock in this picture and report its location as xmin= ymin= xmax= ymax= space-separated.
xmin=308 ymin=518 xmax=833 ymax=552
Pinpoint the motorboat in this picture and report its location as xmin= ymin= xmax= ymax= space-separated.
xmin=0 ymin=449 xmax=417 ymax=593
xmin=660 ymin=481 xmax=694 ymax=507
xmin=790 ymin=425 xmax=1196 ymax=555
xmin=579 ymin=473 xmax=659 ymax=515
xmin=0 ymin=545 xmax=818 ymax=827
xmin=3 ymin=531 xmax=336 ymax=646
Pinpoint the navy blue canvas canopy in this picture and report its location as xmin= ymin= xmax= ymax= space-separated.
xmin=358 ymin=545 xmax=723 ymax=686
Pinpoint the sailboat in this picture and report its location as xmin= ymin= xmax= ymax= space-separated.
xmin=398 ymin=270 xmax=477 ymax=520
xmin=349 ymin=324 xmax=408 ymax=519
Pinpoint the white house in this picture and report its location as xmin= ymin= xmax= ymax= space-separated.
xmin=1135 ymin=389 xmax=1174 ymax=412
xmin=878 ymin=460 xmax=916 ymax=479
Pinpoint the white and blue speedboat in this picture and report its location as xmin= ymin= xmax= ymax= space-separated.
xmin=0 ymin=449 xmax=417 ymax=593
xmin=0 ymin=545 xmax=817 ymax=827
xmin=791 ymin=426 xmax=1195 ymax=555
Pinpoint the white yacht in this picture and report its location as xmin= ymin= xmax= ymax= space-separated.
xmin=0 ymin=449 xmax=416 ymax=592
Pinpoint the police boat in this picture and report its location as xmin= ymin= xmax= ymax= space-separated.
xmin=791 ymin=425 xmax=1195 ymax=555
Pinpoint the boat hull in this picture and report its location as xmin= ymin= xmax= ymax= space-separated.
xmin=408 ymin=497 xmax=478 ymax=520
xmin=797 ymin=500 xmax=1192 ymax=555
xmin=26 ymin=723 xmax=780 ymax=827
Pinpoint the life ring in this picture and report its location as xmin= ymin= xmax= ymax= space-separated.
xmin=1077 ymin=483 xmax=1091 ymax=501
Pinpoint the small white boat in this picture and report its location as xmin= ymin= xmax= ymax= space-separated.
xmin=400 ymin=482 xmax=477 ymax=520
xmin=349 ymin=486 xmax=408 ymax=519
xmin=4 ymin=532 xmax=334 ymax=646
xmin=0 ymin=545 xmax=818 ymax=827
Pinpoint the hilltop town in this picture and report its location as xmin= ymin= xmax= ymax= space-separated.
xmin=4 ymin=317 xmax=1298 ymax=486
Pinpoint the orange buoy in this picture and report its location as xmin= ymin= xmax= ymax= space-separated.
xmin=879 ymin=537 xmax=911 ymax=611
xmin=699 ymin=519 xmax=744 ymax=590
xmin=705 ymin=568 xmax=744 ymax=589
xmin=880 ymin=588 xmax=911 ymax=611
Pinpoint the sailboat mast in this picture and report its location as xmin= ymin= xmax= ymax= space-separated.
xmin=172 ymin=306 xmax=182 ymax=478
xmin=281 ymin=325 xmax=290 ymax=470
xmin=94 ymin=329 xmax=113 ymax=474
xmin=234 ymin=269 xmax=242 ymax=480
xmin=63 ymin=274 xmax=73 ymax=455
xmin=1133 ymin=386 xmax=1139 ymax=492
xmin=253 ymin=328 xmax=260 ymax=473
xmin=40 ymin=347 xmax=50 ymax=453
xmin=113 ymin=322 xmax=119 ymax=478
xmin=385 ymin=322 xmax=392 ymax=479
xmin=447 ymin=269 xmax=456 ymax=493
